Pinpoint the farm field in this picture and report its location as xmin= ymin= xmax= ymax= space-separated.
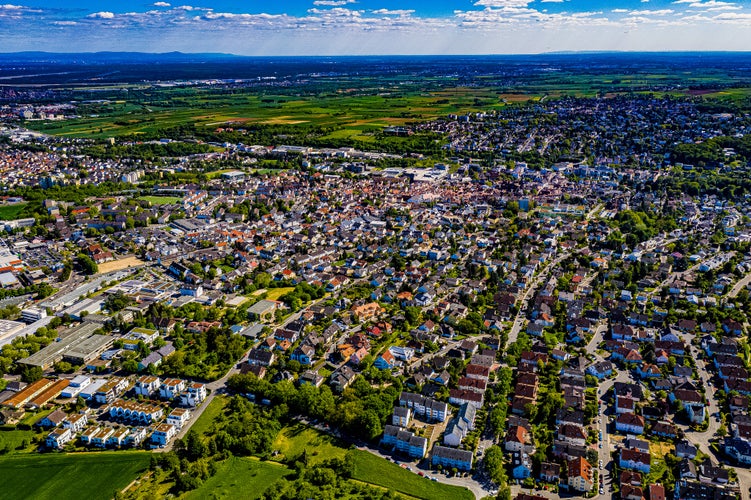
xmin=0 ymin=451 xmax=151 ymax=500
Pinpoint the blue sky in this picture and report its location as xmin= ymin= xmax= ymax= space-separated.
xmin=0 ymin=1 xmax=750 ymax=54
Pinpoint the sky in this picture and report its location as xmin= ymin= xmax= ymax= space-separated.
xmin=0 ymin=1 xmax=750 ymax=55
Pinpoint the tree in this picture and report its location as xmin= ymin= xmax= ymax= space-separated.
xmin=76 ymin=253 xmax=98 ymax=275
xmin=21 ymin=365 xmax=43 ymax=383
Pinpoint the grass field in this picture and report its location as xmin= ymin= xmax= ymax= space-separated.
xmin=264 ymin=287 xmax=295 ymax=301
xmin=185 ymin=457 xmax=291 ymax=500
xmin=0 ymin=451 xmax=151 ymax=500
xmin=350 ymin=450 xmax=474 ymax=500
xmin=0 ymin=428 xmax=35 ymax=453
xmin=137 ymin=195 xmax=183 ymax=205
xmin=271 ymin=423 xmax=347 ymax=465
xmin=191 ymin=396 xmax=227 ymax=437
xmin=0 ymin=203 xmax=28 ymax=221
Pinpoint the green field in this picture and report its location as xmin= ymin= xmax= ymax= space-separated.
xmin=351 ymin=450 xmax=474 ymax=500
xmin=186 ymin=457 xmax=292 ymax=500
xmin=264 ymin=287 xmax=295 ymax=302
xmin=0 ymin=428 xmax=35 ymax=453
xmin=271 ymin=422 xmax=347 ymax=465
xmin=191 ymin=396 xmax=226 ymax=437
xmin=0 ymin=451 xmax=151 ymax=500
xmin=0 ymin=203 xmax=28 ymax=220
xmin=137 ymin=195 xmax=183 ymax=205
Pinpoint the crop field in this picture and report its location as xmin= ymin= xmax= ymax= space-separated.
xmin=0 ymin=428 xmax=35 ymax=453
xmin=97 ymin=256 xmax=145 ymax=274
xmin=0 ymin=452 xmax=151 ymax=500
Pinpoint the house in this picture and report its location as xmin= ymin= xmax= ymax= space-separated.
xmin=725 ymin=437 xmax=751 ymax=465
xmin=298 ymin=370 xmax=324 ymax=388
xmin=620 ymin=448 xmax=651 ymax=472
xmin=567 ymin=457 xmax=594 ymax=492
xmin=652 ymin=420 xmax=678 ymax=439
xmin=392 ymin=407 xmax=411 ymax=427
xmin=381 ymin=425 xmax=427 ymax=459
xmin=505 ymin=425 xmax=534 ymax=453
xmin=179 ymin=382 xmax=207 ymax=407
xmin=539 ymin=462 xmax=561 ymax=483
xmin=675 ymin=441 xmax=698 ymax=459
xmin=444 ymin=417 xmax=471 ymax=447
xmin=63 ymin=413 xmax=88 ymax=433
xmin=105 ymin=427 xmax=130 ymax=448
xmin=587 ymin=361 xmax=613 ymax=379
xmin=558 ymin=423 xmax=587 ymax=446
xmin=134 ymin=375 xmax=161 ymax=397
xmin=291 ymin=345 xmax=315 ymax=366
xmin=46 ymin=428 xmax=72 ymax=449
xmin=650 ymin=484 xmax=666 ymax=500
xmin=449 ymin=389 xmax=483 ymax=408
xmin=159 ymin=378 xmax=186 ymax=399
xmin=330 ymin=366 xmax=357 ymax=393
xmin=166 ymin=408 xmax=191 ymax=430
xmin=247 ymin=348 xmax=276 ymax=367
xmin=37 ymin=409 xmax=67 ymax=428
xmin=511 ymin=451 xmax=532 ymax=479
xmin=150 ymin=423 xmax=177 ymax=448
xmin=616 ymin=413 xmax=645 ymax=434
xmin=374 ymin=350 xmax=396 ymax=370
xmin=432 ymin=445 xmax=472 ymax=471
xmin=399 ymin=392 xmax=448 ymax=422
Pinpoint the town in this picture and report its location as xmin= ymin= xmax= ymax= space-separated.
xmin=0 ymin=60 xmax=751 ymax=500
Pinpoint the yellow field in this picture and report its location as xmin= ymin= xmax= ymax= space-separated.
xmin=265 ymin=287 xmax=295 ymax=301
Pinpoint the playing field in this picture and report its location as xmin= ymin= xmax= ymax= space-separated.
xmin=137 ymin=195 xmax=183 ymax=205
xmin=0 ymin=451 xmax=151 ymax=500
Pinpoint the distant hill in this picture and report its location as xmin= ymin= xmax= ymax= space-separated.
xmin=0 ymin=51 xmax=241 ymax=63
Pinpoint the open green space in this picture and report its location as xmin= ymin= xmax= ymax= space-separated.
xmin=137 ymin=195 xmax=183 ymax=205
xmin=350 ymin=450 xmax=474 ymax=500
xmin=271 ymin=422 xmax=347 ymax=465
xmin=185 ymin=456 xmax=292 ymax=500
xmin=0 ymin=451 xmax=151 ymax=500
xmin=0 ymin=203 xmax=29 ymax=220
xmin=0 ymin=428 xmax=36 ymax=453
xmin=191 ymin=395 xmax=226 ymax=437
xmin=264 ymin=287 xmax=295 ymax=302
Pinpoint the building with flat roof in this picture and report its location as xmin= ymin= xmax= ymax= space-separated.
xmin=17 ymin=322 xmax=102 ymax=369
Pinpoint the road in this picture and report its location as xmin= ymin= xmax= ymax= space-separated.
xmin=162 ymin=303 xmax=315 ymax=451
xmin=727 ymin=269 xmax=751 ymax=299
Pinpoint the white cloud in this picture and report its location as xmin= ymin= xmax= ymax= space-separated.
xmin=0 ymin=4 xmax=23 ymax=9
xmin=473 ymin=0 xmax=532 ymax=7
xmin=153 ymin=2 xmax=170 ymax=6
xmin=540 ymin=0 xmax=564 ymax=3
xmin=313 ymin=0 xmax=355 ymax=5
xmin=688 ymin=1 xmax=741 ymax=10
xmin=372 ymin=9 xmax=414 ymax=16
xmin=52 ymin=20 xmax=78 ymax=25
xmin=87 ymin=11 xmax=115 ymax=19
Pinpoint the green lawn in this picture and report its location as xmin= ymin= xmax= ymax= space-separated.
xmin=191 ymin=396 xmax=227 ymax=438
xmin=0 ymin=451 xmax=151 ymax=500
xmin=264 ymin=287 xmax=295 ymax=302
xmin=351 ymin=450 xmax=474 ymax=500
xmin=185 ymin=457 xmax=292 ymax=500
xmin=0 ymin=428 xmax=36 ymax=453
xmin=0 ymin=203 xmax=28 ymax=220
xmin=137 ymin=195 xmax=183 ymax=205
xmin=271 ymin=423 xmax=347 ymax=465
